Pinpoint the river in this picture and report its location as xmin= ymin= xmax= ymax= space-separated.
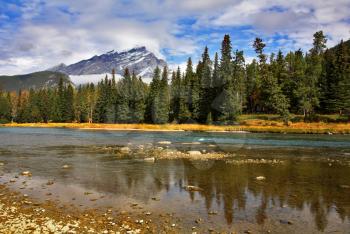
xmin=0 ymin=127 xmax=350 ymax=233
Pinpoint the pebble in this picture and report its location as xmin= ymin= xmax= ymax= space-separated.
xmin=184 ymin=185 xmax=203 ymax=191
xmin=280 ymin=219 xmax=293 ymax=225
xmin=21 ymin=171 xmax=32 ymax=176
xmin=158 ymin=141 xmax=172 ymax=145
xmin=46 ymin=181 xmax=54 ymax=185
xmin=144 ymin=157 xmax=155 ymax=162
xmin=256 ymin=176 xmax=266 ymax=181
xmin=187 ymin=151 xmax=202 ymax=155
xmin=119 ymin=147 xmax=131 ymax=153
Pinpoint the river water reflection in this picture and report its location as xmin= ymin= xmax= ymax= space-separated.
xmin=0 ymin=127 xmax=350 ymax=233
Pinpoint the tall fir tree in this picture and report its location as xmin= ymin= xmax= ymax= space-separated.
xmin=198 ymin=46 xmax=212 ymax=123
xmin=145 ymin=67 xmax=161 ymax=123
xmin=302 ymin=31 xmax=327 ymax=118
xmin=169 ymin=68 xmax=182 ymax=122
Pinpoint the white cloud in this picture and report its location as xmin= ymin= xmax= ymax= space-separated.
xmin=0 ymin=0 xmax=349 ymax=75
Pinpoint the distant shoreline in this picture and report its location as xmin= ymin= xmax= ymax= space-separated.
xmin=1 ymin=122 xmax=350 ymax=134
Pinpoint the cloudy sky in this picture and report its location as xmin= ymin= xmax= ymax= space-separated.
xmin=0 ymin=0 xmax=349 ymax=75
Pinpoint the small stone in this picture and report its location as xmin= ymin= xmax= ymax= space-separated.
xmin=171 ymin=223 xmax=176 ymax=227
xmin=208 ymin=211 xmax=218 ymax=215
xmin=184 ymin=185 xmax=203 ymax=191
xmin=144 ymin=157 xmax=155 ymax=162
xmin=256 ymin=176 xmax=266 ymax=181
xmin=187 ymin=151 xmax=202 ymax=155
xmin=280 ymin=219 xmax=293 ymax=225
xmin=119 ymin=147 xmax=131 ymax=154
xmin=195 ymin=218 xmax=202 ymax=224
xmin=21 ymin=171 xmax=32 ymax=176
xmin=46 ymin=181 xmax=54 ymax=185
xmin=158 ymin=141 xmax=172 ymax=145
xmin=62 ymin=165 xmax=70 ymax=169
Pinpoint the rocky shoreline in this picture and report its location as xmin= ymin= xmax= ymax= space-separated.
xmin=0 ymin=183 xmax=182 ymax=234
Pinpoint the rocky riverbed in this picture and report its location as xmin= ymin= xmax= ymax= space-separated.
xmin=0 ymin=183 xmax=184 ymax=234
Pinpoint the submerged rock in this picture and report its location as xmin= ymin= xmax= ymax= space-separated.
xmin=21 ymin=171 xmax=32 ymax=176
xmin=183 ymin=185 xmax=203 ymax=191
xmin=158 ymin=141 xmax=172 ymax=145
xmin=62 ymin=165 xmax=70 ymax=169
xmin=208 ymin=211 xmax=218 ymax=215
xmin=182 ymin=142 xmax=201 ymax=145
xmin=119 ymin=146 xmax=131 ymax=154
xmin=187 ymin=151 xmax=202 ymax=155
xmin=256 ymin=176 xmax=266 ymax=181
xmin=46 ymin=181 xmax=54 ymax=185
xmin=280 ymin=219 xmax=293 ymax=225
xmin=144 ymin=157 xmax=155 ymax=162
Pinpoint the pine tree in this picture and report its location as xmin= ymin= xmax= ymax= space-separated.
xmin=115 ymin=69 xmax=131 ymax=123
xmin=232 ymin=50 xmax=246 ymax=114
xmin=303 ymin=31 xmax=327 ymax=119
xmin=0 ymin=91 xmax=12 ymax=123
xmin=253 ymin=37 xmax=290 ymax=123
xmin=336 ymin=41 xmax=350 ymax=116
xmin=170 ymin=68 xmax=181 ymax=122
xmin=129 ymin=73 xmax=146 ymax=123
xmin=215 ymin=35 xmax=241 ymax=123
xmin=37 ymin=89 xmax=50 ymax=123
xmin=62 ymin=84 xmax=75 ymax=122
xmin=246 ymin=59 xmax=259 ymax=113
xmin=198 ymin=46 xmax=212 ymax=123
xmin=178 ymin=58 xmax=198 ymax=123
xmin=156 ymin=66 xmax=170 ymax=124
xmin=94 ymin=75 xmax=111 ymax=123
xmin=145 ymin=67 xmax=161 ymax=123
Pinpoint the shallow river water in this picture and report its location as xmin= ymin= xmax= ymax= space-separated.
xmin=0 ymin=127 xmax=350 ymax=233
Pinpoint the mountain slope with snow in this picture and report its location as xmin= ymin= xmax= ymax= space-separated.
xmin=49 ymin=47 xmax=167 ymax=80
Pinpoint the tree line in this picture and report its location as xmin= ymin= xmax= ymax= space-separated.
xmin=0 ymin=31 xmax=349 ymax=124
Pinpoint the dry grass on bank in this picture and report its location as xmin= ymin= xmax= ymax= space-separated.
xmin=2 ymin=118 xmax=350 ymax=134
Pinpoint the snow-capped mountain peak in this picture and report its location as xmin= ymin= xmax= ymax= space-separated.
xmin=48 ymin=47 xmax=166 ymax=80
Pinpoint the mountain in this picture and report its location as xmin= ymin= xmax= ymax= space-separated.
xmin=0 ymin=71 xmax=71 ymax=92
xmin=49 ymin=46 xmax=167 ymax=79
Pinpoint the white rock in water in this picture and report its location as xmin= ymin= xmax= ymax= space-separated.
xmin=184 ymin=185 xmax=203 ymax=191
xmin=119 ymin=147 xmax=131 ymax=153
xmin=256 ymin=176 xmax=266 ymax=181
xmin=158 ymin=141 xmax=172 ymax=145
xmin=144 ymin=157 xmax=155 ymax=162
xmin=0 ymin=162 xmax=4 ymax=166
xmin=187 ymin=151 xmax=202 ymax=155
xmin=62 ymin=165 xmax=70 ymax=169
xmin=21 ymin=171 xmax=32 ymax=176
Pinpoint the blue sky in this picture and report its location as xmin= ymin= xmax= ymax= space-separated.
xmin=1 ymin=0 xmax=350 ymax=75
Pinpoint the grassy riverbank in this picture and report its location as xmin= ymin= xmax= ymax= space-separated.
xmin=2 ymin=118 xmax=350 ymax=134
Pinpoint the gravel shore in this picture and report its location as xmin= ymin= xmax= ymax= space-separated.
xmin=0 ymin=184 xmax=179 ymax=234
